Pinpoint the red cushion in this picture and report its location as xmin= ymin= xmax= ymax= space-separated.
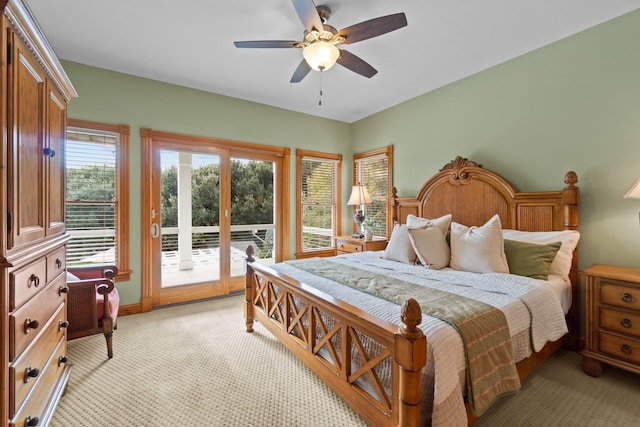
xmin=95 ymin=285 xmax=120 ymax=321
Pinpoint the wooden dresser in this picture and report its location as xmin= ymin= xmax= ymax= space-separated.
xmin=582 ymin=264 xmax=640 ymax=377
xmin=335 ymin=235 xmax=388 ymax=255
xmin=1 ymin=1 xmax=77 ymax=426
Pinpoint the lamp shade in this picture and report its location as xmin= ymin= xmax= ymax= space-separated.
xmin=347 ymin=184 xmax=372 ymax=206
xmin=624 ymin=177 xmax=640 ymax=199
xmin=303 ymin=41 xmax=340 ymax=71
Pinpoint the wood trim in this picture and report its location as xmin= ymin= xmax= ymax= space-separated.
xmin=138 ymin=128 xmax=289 ymax=157
xmin=67 ymin=119 xmax=132 ymax=281
xmin=141 ymin=130 xmax=154 ymax=312
xmin=296 ymin=149 xmax=343 ymax=257
xmin=141 ymin=128 xmax=289 ymax=308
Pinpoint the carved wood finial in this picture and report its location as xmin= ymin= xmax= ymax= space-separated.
xmin=399 ymin=298 xmax=424 ymax=339
xmin=564 ymin=171 xmax=578 ymax=187
xmin=245 ymin=245 xmax=255 ymax=263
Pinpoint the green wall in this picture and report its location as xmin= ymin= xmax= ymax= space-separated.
xmin=353 ymin=9 xmax=640 ymax=272
xmin=63 ymin=61 xmax=351 ymax=305
xmin=63 ymin=9 xmax=640 ymax=306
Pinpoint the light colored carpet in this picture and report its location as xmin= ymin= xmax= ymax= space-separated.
xmin=51 ymin=295 xmax=640 ymax=427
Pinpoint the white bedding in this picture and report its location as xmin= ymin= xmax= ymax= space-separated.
xmin=270 ymin=250 xmax=569 ymax=426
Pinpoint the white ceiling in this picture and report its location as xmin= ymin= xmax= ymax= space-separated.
xmin=25 ymin=0 xmax=640 ymax=123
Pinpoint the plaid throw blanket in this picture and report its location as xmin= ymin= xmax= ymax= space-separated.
xmin=286 ymin=258 xmax=521 ymax=415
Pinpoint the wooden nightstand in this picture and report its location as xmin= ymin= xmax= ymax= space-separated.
xmin=335 ymin=235 xmax=388 ymax=255
xmin=582 ymin=264 xmax=640 ymax=377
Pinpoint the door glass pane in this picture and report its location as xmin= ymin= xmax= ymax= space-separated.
xmin=160 ymin=150 xmax=220 ymax=287
xmin=230 ymin=158 xmax=275 ymax=276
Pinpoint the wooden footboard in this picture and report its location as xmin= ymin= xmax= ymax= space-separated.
xmin=245 ymin=248 xmax=427 ymax=427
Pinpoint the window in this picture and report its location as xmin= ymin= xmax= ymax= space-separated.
xmin=296 ymin=150 xmax=342 ymax=257
xmin=353 ymin=146 xmax=393 ymax=238
xmin=66 ymin=119 xmax=130 ymax=280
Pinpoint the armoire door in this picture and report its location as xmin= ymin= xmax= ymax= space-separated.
xmin=7 ymin=35 xmax=47 ymax=250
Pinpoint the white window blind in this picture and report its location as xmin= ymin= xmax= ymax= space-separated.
xmin=66 ymin=128 xmax=118 ymax=265
xmin=355 ymin=152 xmax=390 ymax=238
xmin=301 ymin=156 xmax=338 ymax=251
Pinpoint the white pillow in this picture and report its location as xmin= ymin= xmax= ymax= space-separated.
xmin=406 ymin=213 xmax=452 ymax=236
xmin=408 ymin=228 xmax=450 ymax=270
xmin=383 ymin=224 xmax=419 ymax=264
xmin=450 ymin=214 xmax=509 ymax=273
xmin=502 ymin=229 xmax=580 ymax=279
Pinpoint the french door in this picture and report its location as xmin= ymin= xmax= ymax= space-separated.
xmin=141 ymin=129 xmax=289 ymax=309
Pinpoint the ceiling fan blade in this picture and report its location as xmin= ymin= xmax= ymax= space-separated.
xmin=336 ymin=49 xmax=377 ymax=78
xmin=338 ymin=13 xmax=407 ymax=45
xmin=291 ymin=0 xmax=324 ymax=32
xmin=290 ymin=59 xmax=312 ymax=83
xmin=234 ymin=40 xmax=299 ymax=49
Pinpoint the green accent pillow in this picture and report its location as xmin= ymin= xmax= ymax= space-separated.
xmin=503 ymin=239 xmax=562 ymax=280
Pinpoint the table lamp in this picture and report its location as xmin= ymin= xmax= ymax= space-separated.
xmin=625 ymin=177 xmax=640 ymax=223
xmin=347 ymin=184 xmax=372 ymax=238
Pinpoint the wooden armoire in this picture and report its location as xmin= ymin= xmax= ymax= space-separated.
xmin=1 ymin=1 xmax=77 ymax=426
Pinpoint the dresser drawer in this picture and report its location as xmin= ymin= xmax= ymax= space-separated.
xmin=598 ymin=330 xmax=640 ymax=365
xmin=46 ymin=246 xmax=66 ymax=283
xmin=599 ymin=307 xmax=640 ymax=337
xmin=10 ymin=276 xmax=68 ymax=360
xmin=10 ymin=303 xmax=67 ymax=417
xmin=10 ymin=337 xmax=69 ymax=427
xmin=600 ymin=281 xmax=640 ymax=310
xmin=10 ymin=258 xmax=48 ymax=311
xmin=336 ymin=241 xmax=363 ymax=254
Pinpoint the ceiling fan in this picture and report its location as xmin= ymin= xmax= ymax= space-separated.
xmin=234 ymin=0 xmax=408 ymax=83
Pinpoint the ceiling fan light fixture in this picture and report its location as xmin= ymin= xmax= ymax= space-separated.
xmin=303 ymin=41 xmax=340 ymax=71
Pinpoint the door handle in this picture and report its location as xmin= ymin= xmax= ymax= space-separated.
xmin=151 ymin=223 xmax=160 ymax=238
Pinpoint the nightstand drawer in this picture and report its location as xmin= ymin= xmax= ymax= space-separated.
xmin=598 ymin=331 xmax=640 ymax=365
xmin=599 ymin=307 xmax=640 ymax=337
xmin=337 ymin=241 xmax=363 ymax=253
xmin=601 ymin=281 xmax=640 ymax=310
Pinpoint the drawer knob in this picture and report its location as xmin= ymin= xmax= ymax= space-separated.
xmin=621 ymin=318 xmax=632 ymax=328
xmin=354 ymin=247 xmax=359 ymax=252
xmin=621 ymin=344 xmax=633 ymax=355
xmin=621 ymin=293 xmax=633 ymax=304
xmin=24 ymin=318 xmax=40 ymax=334
xmin=29 ymin=274 xmax=40 ymax=288
xmin=43 ymin=147 xmax=56 ymax=158
xmin=59 ymin=320 xmax=70 ymax=330
xmin=58 ymin=355 xmax=69 ymax=366
xmin=59 ymin=285 xmax=70 ymax=295
xmin=55 ymin=258 xmax=63 ymax=269
xmin=24 ymin=366 xmax=40 ymax=383
xmin=25 ymin=416 xmax=39 ymax=427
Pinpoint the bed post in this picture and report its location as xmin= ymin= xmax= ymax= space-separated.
xmin=244 ymin=246 xmax=256 ymax=333
xmin=390 ymin=186 xmax=399 ymax=224
xmin=394 ymin=298 xmax=427 ymax=427
xmin=562 ymin=171 xmax=580 ymax=350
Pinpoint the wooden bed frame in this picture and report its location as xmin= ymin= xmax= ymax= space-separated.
xmin=244 ymin=157 xmax=579 ymax=427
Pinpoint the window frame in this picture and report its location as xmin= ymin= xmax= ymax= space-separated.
xmin=296 ymin=149 xmax=342 ymax=258
xmin=66 ymin=119 xmax=131 ymax=281
xmin=353 ymin=145 xmax=393 ymax=238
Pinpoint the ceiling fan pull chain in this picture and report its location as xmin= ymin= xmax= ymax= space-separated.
xmin=318 ymin=66 xmax=324 ymax=106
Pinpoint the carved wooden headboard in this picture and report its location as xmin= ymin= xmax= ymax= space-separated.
xmin=390 ymin=156 xmax=580 ymax=346
xmin=391 ymin=156 xmax=579 ymax=232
